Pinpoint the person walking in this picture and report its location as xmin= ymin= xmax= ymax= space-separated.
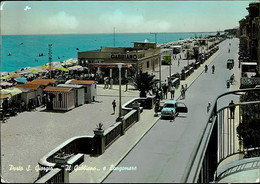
xmin=205 ymin=64 xmax=208 ymax=73
xmin=178 ymin=59 xmax=180 ymax=66
xmin=112 ymin=99 xmax=116 ymax=114
xmin=229 ymin=100 xmax=235 ymax=119
xmin=212 ymin=65 xmax=215 ymax=74
xmin=181 ymin=85 xmax=186 ymax=99
xmin=170 ymin=85 xmax=176 ymax=99
xmin=162 ymin=81 xmax=168 ymax=99
xmin=109 ymin=78 xmax=113 ymax=89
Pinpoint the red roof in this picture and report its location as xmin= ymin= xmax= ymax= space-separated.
xmin=44 ymin=86 xmax=72 ymax=92
xmin=69 ymin=80 xmax=96 ymax=85
xmin=26 ymin=79 xmax=56 ymax=86
xmin=15 ymin=84 xmax=41 ymax=90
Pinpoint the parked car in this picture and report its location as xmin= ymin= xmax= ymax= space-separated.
xmin=160 ymin=100 xmax=188 ymax=119
xmin=227 ymin=59 xmax=234 ymax=70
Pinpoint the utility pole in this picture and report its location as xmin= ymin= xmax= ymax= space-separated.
xmin=48 ymin=44 xmax=52 ymax=79
xmin=150 ymin=32 xmax=161 ymax=88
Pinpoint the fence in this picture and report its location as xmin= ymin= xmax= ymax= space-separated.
xmin=34 ymin=95 xmax=155 ymax=183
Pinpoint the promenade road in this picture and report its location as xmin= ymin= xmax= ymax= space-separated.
xmin=103 ymin=38 xmax=240 ymax=182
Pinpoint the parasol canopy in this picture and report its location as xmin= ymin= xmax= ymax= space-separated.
xmin=0 ymin=76 xmax=9 ymax=80
xmin=8 ymin=73 xmax=20 ymax=78
xmin=1 ymin=88 xmax=23 ymax=97
xmin=62 ymin=58 xmax=78 ymax=67
xmin=58 ymin=67 xmax=69 ymax=72
xmin=15 ymin=77 xmax=27 ymax=83
xmin=68 ymin=65 xmax=83 ymax=71
xmin=0 ymin=81 xmax=13 ymax=87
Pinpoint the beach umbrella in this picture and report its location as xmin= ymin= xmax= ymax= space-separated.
xmin=58 ymin=67 xmax=69 ymax=72
xmin=46 ymin=65 xmax=56 ymax=70
xmin=1 ymin=76 xmax=9 ymax=80
xmin=41 ymin=64 xmax=48 ymax=69
xmin=1 ymin=88 xmax=23 ymax=97
xmin=0 ymin=81 xmax=13 ymax=87
xmin=8 ymin=73 xmax=20 ymax=78
xmin=29 ymin=68 xmax=38 ymax=74
xmin=15 ymin=77 xmax=27 ymax=83
xmin=68 ymin=65 xmax=83 ymax=71
xmin=62 ymin=58 xmax=78 ymax=66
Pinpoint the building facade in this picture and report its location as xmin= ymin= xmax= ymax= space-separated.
xmin=239 ymin=2 xmax=260 ymax=88
xmin=78 ymin=42 xmax=160 ymax=74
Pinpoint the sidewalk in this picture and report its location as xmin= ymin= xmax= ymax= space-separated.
xmin=69 ymin=43 xmax=221 ymax=183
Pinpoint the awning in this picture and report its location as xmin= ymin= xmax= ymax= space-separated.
xmin=90 ymin=63 xmax=132 ymax=68
xmin=1 ymin=88 xmax=23 ymax=96
xmin=241 ymin=62 xmax=257 ymax=66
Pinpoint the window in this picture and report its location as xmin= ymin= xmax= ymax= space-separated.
xmin=147 ymin=61 xmax=150 ymax=68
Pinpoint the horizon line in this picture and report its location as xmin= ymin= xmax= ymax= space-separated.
xmin=1 ymin=31 xmax=220 ymax=36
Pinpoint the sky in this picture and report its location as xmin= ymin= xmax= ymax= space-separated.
xmin=0 ymin=1 xmax=252 ymax=35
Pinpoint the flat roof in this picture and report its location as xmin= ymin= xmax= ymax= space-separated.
xmin=44 ymin=86 xmax=72 ymax=92
xmin=69 ymin=80 xmax=96 ymax=85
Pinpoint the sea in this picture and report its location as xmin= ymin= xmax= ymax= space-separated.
xmin=1 ymin=32 xmax=216 ymax=72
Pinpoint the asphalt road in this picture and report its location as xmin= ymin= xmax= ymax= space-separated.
xmin=103 ymin=38 xmax=240 ymax=183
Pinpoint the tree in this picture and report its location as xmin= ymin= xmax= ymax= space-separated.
xmin=130 ymin=71 xmax=158 ymax=97
xmin=237 ymin=91 xmax=260 ymax=149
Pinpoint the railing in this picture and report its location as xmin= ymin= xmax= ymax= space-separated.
xmin=35 ymin=95 xmax=155 ymax=182
xmin=184 ymin=88 xmax=260 ymax=183
xmin=35 ymin=168 xmax=64 ymax=183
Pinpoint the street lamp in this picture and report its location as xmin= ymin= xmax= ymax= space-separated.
xmin=118 ymin=63 xmax=123 ymax=119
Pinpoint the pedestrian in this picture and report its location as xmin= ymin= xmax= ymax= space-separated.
xmin=229 ymin=100 xmax=235 ymax=119
xmin=154 ymin=99 xmax=159 ymax=117
xmin=162 ymin=81 xmax=168 ymax=99
xmin=104 ymin=77 xmax=108 ymax=89
xmin=178 ymin=59 xmax=180 ymax=66
xmin=179 ymin=55 xmax=181 ymax=59
xmin=125 ymin=78 xmax=128 ymax=92
xmin=110 ymin=78 xmax=113 ymax=89
xmin=181 ymin=85 xmax=185 ymax=99
xmin=170 ymin=85 xmax=176 ymax=99
xmin=112 ymin=99 xmax=116 ymax=114
xmin=212 ymin=65 xmax=215 ymax=74
xmin=205 ymin=65 xmax=208 ymax=73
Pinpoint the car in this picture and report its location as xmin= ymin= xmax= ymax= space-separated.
xmin=160 ymin=100 xmax=188 ymax=119
xmin=227 ymin=59 xmax=234 ymax=70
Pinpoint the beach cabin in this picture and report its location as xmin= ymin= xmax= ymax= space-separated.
xmin=57 ymin=84 xmax=84 ymax=107
xmin=0 ymin=88 xmax=23 ymax=109
xmin=43 ymin=86 xmax=75 ymax=111
xmin=15 ymin=84 xmax=42 ymax=110
xmin=66 ymin=80 xmax=97 ymax=103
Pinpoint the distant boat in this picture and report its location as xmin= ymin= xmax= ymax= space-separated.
xmin=8 ymin=53 xmax=11 ymax=56
xmin=76 ymin=48 xmax=79 ymax=50
xmin=20 ymin=43 xmax=24 ymax=45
